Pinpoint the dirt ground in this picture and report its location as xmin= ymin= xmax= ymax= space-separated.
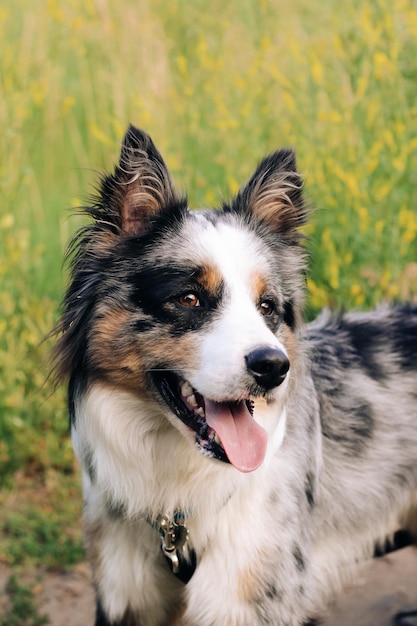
xmin=1 ymin=546 xmax=416 ymax=626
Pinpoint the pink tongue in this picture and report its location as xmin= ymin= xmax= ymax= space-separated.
xmin=205 ymin=400 xmax=268 ymax=473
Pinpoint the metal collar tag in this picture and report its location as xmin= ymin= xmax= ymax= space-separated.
xmin=155 ymin=513 xmax=197 ymax=584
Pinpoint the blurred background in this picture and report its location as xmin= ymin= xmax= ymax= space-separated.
xmin=0 ymin=0 xmax=416 ymax=621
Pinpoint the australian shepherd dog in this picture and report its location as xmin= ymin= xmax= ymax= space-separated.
xmin=52 ymin=125 xmax=417 ymax=625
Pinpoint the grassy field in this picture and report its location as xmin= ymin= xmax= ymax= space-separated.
xmin=1 ymin=0 xmax=417 ymax=618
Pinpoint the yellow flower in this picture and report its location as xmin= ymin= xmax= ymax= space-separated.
xmin=329 ymin=263 xmax=339 ymax=290
xmin=375 ymin=220 xmax=384 ymax=235
xmin=374 ymin=182 xmax=392 ymax=202
xmin=61 ymin=96 xmax=75 ymax=116
xmin=374 ymin=51 xmax=391 ymax=79
xmin=89 ymin=122 xmax=113 ymax=146
xmin=0 ymin=214 xmax=14 ymax=229
xmin=47 ymin=0 xmax=63 ymax=22
xmin=307 ymin=279 xmax=328 ymax=309
xmin=227 ymin=176 xmax=239 ymax=195
xmin=356 ymin=75 xmax=368 ymax=100
xmin=177 ymin=56 xmax=188 ymax=78
xmin=204 ymin=190 xmax=216 ymax=205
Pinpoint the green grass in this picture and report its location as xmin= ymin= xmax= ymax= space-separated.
xmin=0 ymin=0 xmax=416 ymax=589
xmin=0 ymin=575 xmax=49 ymax=626
xmin=2 ymin=508 xmax=84 ymax=569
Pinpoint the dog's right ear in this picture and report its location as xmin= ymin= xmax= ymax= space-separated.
xmin=101 ymin=125 xmax=182 ymax=235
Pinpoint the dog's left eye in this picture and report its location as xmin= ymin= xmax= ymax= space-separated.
xmin=178 ymin=292 xmax=201 ymax=307
xmin=259 ymin=300 xmax=275 ymax=316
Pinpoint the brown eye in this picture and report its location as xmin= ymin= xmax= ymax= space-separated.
xmin=259 ymin=300 xmax=275 ymax=316
xmin=178 ymin=293 xmax=201 ymax=307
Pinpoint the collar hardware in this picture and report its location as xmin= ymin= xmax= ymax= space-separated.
xmin=157 ymin=513 xmax=189 ymax=574
xmin=154 ymin=513 xmax=197 ymax=584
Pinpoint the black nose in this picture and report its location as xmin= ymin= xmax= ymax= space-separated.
xmin=245 ymin=347 xmax=290 ymax=390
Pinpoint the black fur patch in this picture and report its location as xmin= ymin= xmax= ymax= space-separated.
xmin=374 ymin=529 xmax=412 ymax=557
xmin=68 ymin=375 xmax=77 ymax=427
xmin=84 ymin=447 xmax=96 ymax=484
xmin=305 ymin=472 xmax=315 ymax=508
xmin=293 ymin=545 xmax=306 ymax=572
xmin=95 ymin=600 xmax=138 ymax=626
xmin=317 ymin=305 xmax=417 ymax=382
xmin=128 ymin=263 xmax=223 ymax=334
xmin=265 ymin=582 xmax=279 ymax=599
xmin=308 ymin=322 xmax=355 ymax=371
xmin=308 ymin=316 xmax=376 ymax=455
xmin=106 ymin=500 xmax=127 ymax=520
xmin=132 ymin=319 xmax=156 ymax=333
xmin=347 ymin=320 xmax=387 ymax=381
xmin=95 ymin=600 xmax=112 ymax=626
xmin=390 ymin=305 xmax=417 ymax=371
xmin=68 ymin=374 xmax=87 ymax=427
xmin=320 ymin=394 xmax=374 ymax=455
xmin=283 ymin=299 xmax=296 ymax=329
xmin=352 ymin=402 xmax=374 ymax=437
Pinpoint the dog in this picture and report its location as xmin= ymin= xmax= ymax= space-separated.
xmin=52 ymin=125 xmax=417 ymax=625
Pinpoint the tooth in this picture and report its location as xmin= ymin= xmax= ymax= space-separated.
xmin=214 ymin=433 xmax=221 ymax=445
xmin=181 ymin=381 xmax=193 ymax=397
xmin=196 ymin=407 xmax=205 ymax=417
xmin=187 ymin=394 xmax=198 ymax=408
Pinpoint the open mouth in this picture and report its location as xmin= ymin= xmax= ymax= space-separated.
xmin=151 ymin=371 xmax=268 ymax=473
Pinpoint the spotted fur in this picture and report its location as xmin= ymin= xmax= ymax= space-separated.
xmin=52 ymin=125 xmax=417 ymax=626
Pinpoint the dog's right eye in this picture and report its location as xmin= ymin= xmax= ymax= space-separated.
xmin=178 ymin=292 xmax=201 ymax=308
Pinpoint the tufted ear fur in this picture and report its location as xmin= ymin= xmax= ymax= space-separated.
xmin=101 ymin=125 xmax=182 ymax=235
xmin=228 ymin=149 xmax=307 ymax=241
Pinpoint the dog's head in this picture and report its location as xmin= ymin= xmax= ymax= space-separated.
xmin=54 ymin=125 xmax=308 ymax=472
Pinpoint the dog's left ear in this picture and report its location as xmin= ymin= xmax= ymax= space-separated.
xmin=229 ymin=149 xmax=307 ymax=241
xmin=103 ymin=125 xmax=182 ymax=235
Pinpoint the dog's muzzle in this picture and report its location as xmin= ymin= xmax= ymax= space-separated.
xmin=150 ymin=347 xmax=289 ymax=473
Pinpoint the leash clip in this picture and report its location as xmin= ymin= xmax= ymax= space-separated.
xmin=157 ymin=513 xmax=189 ymax=575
